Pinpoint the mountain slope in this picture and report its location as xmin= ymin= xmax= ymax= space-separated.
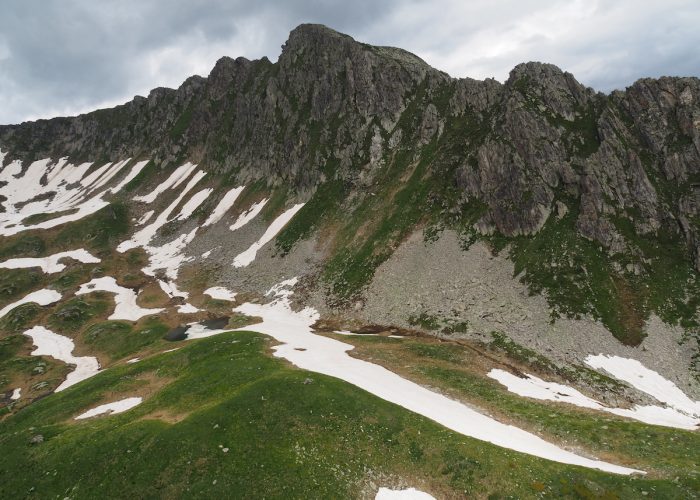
xmin=0 ymin=23 xmax=699 ymax=499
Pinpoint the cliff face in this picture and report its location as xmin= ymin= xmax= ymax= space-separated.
xmin=2 ymin=24 xmax=700 ymax=346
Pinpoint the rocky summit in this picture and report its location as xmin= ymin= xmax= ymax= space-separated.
xmin=0 ymin=24 xmax=699 ymax=499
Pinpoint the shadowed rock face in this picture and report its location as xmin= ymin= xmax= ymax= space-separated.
xmin=1 ymin=23 xmax=700 ymax=268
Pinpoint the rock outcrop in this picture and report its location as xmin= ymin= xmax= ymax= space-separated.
xmin=1 ymin=24 xmax=700 ymax=281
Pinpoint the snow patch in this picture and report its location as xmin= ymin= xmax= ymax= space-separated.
xmin=182 ymin=323 xmax=231 ymax=340
xmin=229 ymin=199 xmax=268 ymax=231
xmin=10 ymin=388 xmax=21 ymax=400
xmin=203 ymin=186 xmax=244 ymax=226
xmin=118 ymin=168 xmax=206 ymax=312
xmin=488 ymin=369 xmax=699 ymax=430
xmin=0 ymin=249 xmax=100 ymax=274
xmin=136 ymin=210 xmax=154 ymax=226
xmin=0 ymin=154 xmax=138 ymax=236
xmin=75 ymin=397 xmax=142 ymax=419
xmin=0 ymin=289 xmax=62 ymax=319
xmin=174 ymin=187 xmax=213 ymax=221
xmin=585 ymin=354 xmax=700 ymax=425
xmin=110 ymin=160 xmax=149 ymax=193
xmin=133 ymin=162 xmax=197 ymax=204
xmin=232 ymin=203 xmax=304 ymax=267
xmin=23 ymin=326 xmax=100 ymax=392
xmin=375 ymin=488 xmax=436 ymax=500
xmin=203 ymin=287 xmax=237 ymax=302
xmin=177 ymin=303 xmax=201 ymax=314
xmin=76 ymin=277 xmax=163 ymax=321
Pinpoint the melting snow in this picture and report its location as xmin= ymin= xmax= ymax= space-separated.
xmin=10 ymin=388 xmax=21 ymax=400
xmin=177 ymin=303 xmax=201 ymax=314
xmin=118 ymin=170 xmax=206 ymax=252
xmin=182 ymin=323 xmax=231 ymax=340
xmin=136 ymin=210 xmax=154 ymax=226
xmin=375 ymin=488 xmax=436 ymax=500
xmin=75 ymin=397 xmax=142 ymax=419
xmin=229 ymin=199 xmax=268 ymax=231
xmin=133 ymin=162 xmax=197 ymax=204
xmin=0 ymin=289 xmax=62 ymax=319
xmin=203 ymin=287 xmax=237 ymax=301
xmin=203 ymin=278 xmax=643 ymax=475
xmin=0 ymin=249 xmax=100 ymax=274
xmin=109 ymin=160 xmax=149 ymax=192
xmin=0 ymin=154 xmax=144 ymax=236
xmin=232 ymin=203 xmax=305 ymax=267
xmin=203 ymin=186 xmax=244 ymax=226
xmin=126 ymin=358 xmax=140 ymax=364
xmin=76 ymin=277 xmax=164 ymax=321
xmin=23 ymin=326 xmax=100 ymax=392
xmin=118 ymin=167 xmax=207 ymax=312
xmin=585 ymin=354 xmax=700 ymax=426
xmin=174 ymin=187 xmax=213 ymax=221
xmin=488 ymin=369 xmax=699 ymax=430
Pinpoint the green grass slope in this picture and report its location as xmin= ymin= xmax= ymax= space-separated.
xmin=0 ymin=332 xmax=696 ymax=499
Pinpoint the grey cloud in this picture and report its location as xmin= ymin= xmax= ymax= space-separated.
xmin=1 ymin=0 xmax=698 ymax=124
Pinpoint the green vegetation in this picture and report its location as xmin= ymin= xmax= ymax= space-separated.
xmin=506 ymin=201 xmax=641 ymax=344
xmin=323 ymin=142 xmax=442 ymax=301
xmin=0 ymin=269 xmax=42 ymax=308
xmin=0 ymin=304 xmax=41 ymax=334
xmin=170 ymin=103 xmax=195 ymax=140
xmin=123 ymin=159 xmax=158 ymax=192
xmin=54 ymin=203 xmax=129 ymax=251
xmin=0 ymin=234 xmax=46 ymax=260
xmin=345 ymin=335 xmax=700 ymax=484
xmin=489 ymin=332 xmax=626 ymax=392
xmin=82 ymin=318 xmax=169 ymax=361
xmin=49 ymin=297 xmax=110 ymax=333
xmin=408 ymin=312 xmax=470 ymax=335
xmin=502 ymin=195 xmax=700 ymax=345
xmin=21 ymin=209 xmax=79 ymax=226
xmin=275 ymin=178 xmax=346 ymax=255
xmin=0 ymin=332 xmax=694 ymax=498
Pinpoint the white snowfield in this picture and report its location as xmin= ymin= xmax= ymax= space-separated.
xmin=23 ymin=326 xmax=100 ymax=392
xmin=119 ymin=168 xmax=207 ymax=252
xmin=174 ymin=187 xmax=213 ymax=221
xmin=11 ymin=388 xmax=21 ymax=400
xmin=220 ymin=278 xmax=642 ymax=475
xmin=0 ymin=249 xmax=100 ymax=274
xmin=229 ymin=199 xmax=268 ymax=231
xmin=183 ymin=322 xmax=232 ymax=340
xmin=585 ymin=355 xmax=700 ymax=427
xmin=136 ymin=210 xmax=154 ymax=226
xmin=133 ymin=162 xmax=197 ymax=204
xmin=119 ymin=165 xmax=207 ymax=312
xmin=0 ymin=289 xmax=62 ymax=319
xmin=76 ymin=277 xmax=164 ymax=321
xmin=232 ymin=203 xmax=305 ymax=267
xmin=375 ymin=488 xmax=436 ymax=500
xmin=108 ymin=160 xmax=149 ymax=193
xmin=488 ymin=369 xmax=700 ymax=430
xmin=203 ymin=186 xmax=244 ymax=226
xmin=75 ymin=397 xmax=142 ymax=420
xmin=0 ymin=151 xmax=146 ymax=236
xmin=203 ymin=286 xmax=237 ymax=301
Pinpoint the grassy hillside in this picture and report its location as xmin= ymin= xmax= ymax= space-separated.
xmin=1 ymin=331 xmax=696 ymax=499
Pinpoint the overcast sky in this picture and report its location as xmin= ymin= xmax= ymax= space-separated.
xmin=1 ymin=0 xmax=698 ymax=125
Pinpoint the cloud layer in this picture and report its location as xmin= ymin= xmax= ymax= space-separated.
xmin=1 ymin=0 xmax=698 ymax=124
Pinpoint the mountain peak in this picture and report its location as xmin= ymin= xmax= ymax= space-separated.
xmin=282 ymin=23 xmax=355 ymax=56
